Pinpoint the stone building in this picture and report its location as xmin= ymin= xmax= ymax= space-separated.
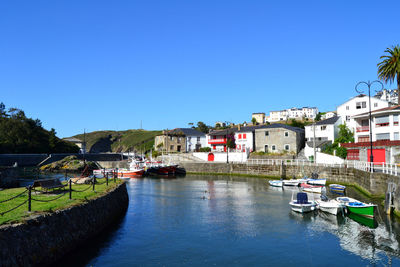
xmin=254 ymin=124 xmax=305 ymax=154
xmin=154 ymin=128 xmax=206 ymax=153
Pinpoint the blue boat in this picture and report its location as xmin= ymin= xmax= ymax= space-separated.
xmin=329 ymin=184 xmax=346 ymax=195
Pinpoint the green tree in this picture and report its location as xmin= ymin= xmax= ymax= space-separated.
xmin=378 ymin=45 xmax=400 ymax=105
xmin=196 ymin=121 xmax=210 ymax=133
xmin=251 ymin=117 xmax=257 ymax=125
xmin=322 ymin=123 xmax=354 ymax=159
xmin=315 ymin=113 xmax=322 ymax=121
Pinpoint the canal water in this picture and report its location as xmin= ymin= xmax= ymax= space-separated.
xmin=60 ymin=175 xmax=400 ymax=266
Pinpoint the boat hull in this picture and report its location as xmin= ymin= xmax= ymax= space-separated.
xmin=346 ymin=204 xmax=376 ymax=218
xmin=316 ymin=200 xmax=343 ymax=215
xmin=118 ymin=170 xmax=145 ymax=178
xmin=289 ymin=201 xmax=316 ymax=213
xmin=307 ymin=179 xmax=327 ymax=186
xmin=269 ymin=180 xmax=283 ymax=187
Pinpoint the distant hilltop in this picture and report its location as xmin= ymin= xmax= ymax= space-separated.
xmin=71 ymin=129 xmax=162 ymax=153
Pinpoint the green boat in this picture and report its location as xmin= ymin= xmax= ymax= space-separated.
xmin=345 ymin=201 xmax=376 ymax=218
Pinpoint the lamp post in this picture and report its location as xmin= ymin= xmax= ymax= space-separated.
xmin=355 ymin=80 xmax=384 ymax=172
xmin=226 ymin=127 xmax=229 ymax=164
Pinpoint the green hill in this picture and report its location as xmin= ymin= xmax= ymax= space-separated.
xmin=73 ymin=129 xmax=162 ymax=153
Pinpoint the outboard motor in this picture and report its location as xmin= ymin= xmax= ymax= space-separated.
xmin=320 ymin=194 xmax=328 ymax=202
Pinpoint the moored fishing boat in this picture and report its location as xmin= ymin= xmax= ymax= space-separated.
xmin=300 ymin=183 xmax=323 ymax=194
xmin=336 ymin=197 xmax=376 ymax=218
xmin=269 ymin=180 xmax=283 ymax=187
xmin=289 ymin=192 xmax=317 ymax=213
xmin=316 ymin=199 xmax=344 ymax=215
xmin=307 ymin=178 xmax=327 ymax=186
xmin=283 ymin=179 xmax=302 ymax=186
xmin=329 ymin=184 xmax=346 ymax=194
xmin=345 ymin=201 xmax=376 ymax=218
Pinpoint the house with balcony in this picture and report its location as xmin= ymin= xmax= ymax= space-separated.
xmin=336 ymin=94 xmax=391 ymax=133
xmin=254 ymin=124 xmax=305 ymax=154
xmin=341 ymin=105 xmax=400 ymax=163
xmin=207 ymin=125 xmax=263 ymax=153
xmin=267 ymin=107 xmax=318 ymax=122
xmin=154 ymin=128 xmax=206 ymax=153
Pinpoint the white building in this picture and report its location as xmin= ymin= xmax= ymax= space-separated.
xmin=336 ymin=94 xmax=391 ymax=133
xmin=342 ymin=105 xmax=400 ymax=164
xmin=375 ymin=89 xmax=398 ymax=105
xmin=321 ymin=111 xmax=336 ymax=120
xmin=304 ymin=116 xmax=341 ymax=160
xmin=268 ymin=107 xmax=318 ymax=122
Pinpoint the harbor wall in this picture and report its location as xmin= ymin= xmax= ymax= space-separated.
xmin=180 ymin=162 xmax=400 ymax=212
xmin=0 ymin=182 xmax=128 ymax=267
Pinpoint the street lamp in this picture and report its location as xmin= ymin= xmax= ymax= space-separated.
xmin=355 ymin=80 xmax=384 ymax=172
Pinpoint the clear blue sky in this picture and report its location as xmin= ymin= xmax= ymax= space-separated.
xmin=1 ymin=0 xmax=399 ymax=137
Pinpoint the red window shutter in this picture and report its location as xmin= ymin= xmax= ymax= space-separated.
xmin=238 ymin=134 xmax=242 ymax=139
xmin=243 ymin=134 xmax=247 ymax=139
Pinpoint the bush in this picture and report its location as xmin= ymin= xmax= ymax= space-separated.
xmin=199 ymin=147 xmax=211 ymax=152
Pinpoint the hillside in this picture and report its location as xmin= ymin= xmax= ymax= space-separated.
xmin=0 ymin=103 xmax=79 ymax=153
xmin=73 ymin=129 xmax=162 ymax=153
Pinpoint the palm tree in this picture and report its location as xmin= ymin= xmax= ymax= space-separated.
xmin=377 ymin=45 xmax=400 ymax=104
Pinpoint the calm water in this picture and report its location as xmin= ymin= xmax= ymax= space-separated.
xmin=59 ymin=175 xmax=400 ymax=266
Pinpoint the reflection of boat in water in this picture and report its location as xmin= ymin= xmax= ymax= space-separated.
xmin=305 ymin=208 xmax=400 ymax=263
xmin=348 ymin=213 xmax=378 ymax=229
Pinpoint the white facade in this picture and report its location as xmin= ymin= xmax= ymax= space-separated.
xmin=353 ymin=107 xmax=400 ymax=143
xmin=336 ymin=95 xmax=391 ymax=133
xmin=321 ymin=112 xmax=336 ymax=120
xmin=186 ymin=135 xmax=207 ymax=152
xmin=235 ymin=131 xmax=254 ymax=152
xmin=268 ymin=107 xmax=318 ymax=122
xmin=269 ymin=110 xmax=288 ymax=122
xmin=304 ymin=117 xmax=340 ymax=144
xmin=375 ymin=89 xmax=398 ymax=104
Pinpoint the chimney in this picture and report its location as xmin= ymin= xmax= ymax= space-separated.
xmin=238 ymin=124 xmax=241 ymax=131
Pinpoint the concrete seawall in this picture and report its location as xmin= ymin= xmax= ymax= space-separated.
xmin=0 ymin=182 xmax=129 ymax=267
xmin=180 ymin=162 xmax=400 ymax=212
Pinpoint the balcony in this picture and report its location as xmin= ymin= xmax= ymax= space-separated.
xmin=376 ymin=122 xmax=389 ymax=127
xmin=356 ymin=126 xmax=369 ymax=132
xmin=208 ymin=138 xmax=226 ymax=144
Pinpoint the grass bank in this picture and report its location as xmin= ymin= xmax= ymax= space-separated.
xmin=0 ymin=178 xmax=123 ymax=225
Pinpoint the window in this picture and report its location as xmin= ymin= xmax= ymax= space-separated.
xmin=284 ymin=144 xmax=290 ymax=150
xmin=197 ymin=137 xmax=200 ymax=142
xmin=238 ymin=134 xmax=242 ymax=139
xmin=170 ymin=145 xmax=174 ymax=150
xmin=376 ymin=116 xmax=389 ymax=127
xmin=346 ymin=106 xmax=349 ymax=110
xmin=265 ymin=131 xmax=269 ymax=136
xmin=188 ymin=137 xmax=191 ymax=141
xmin=321 ymin=126 xmax=326 ymax=131
xmin=284 ymin=131 xmax=289 ymax=137
xmin=177 ymin=137 xmax=181 ymax=143
xmin=169 ymin=136 xmax=173 ymax=140
xmin=374 ymin=103 xmax=378 ymax=107
xmin=356 ymin=102 xmax=366 ymax=109
xmin=346 ymin=115 xmax=350 ymax=122
xmin=213 ymin=145 xmax=216 ymax=150
xmin=394 ymin=132 xmax=400 ymax=140
xmin=376 ymin=133 xmax=390 ymax=141
xmin=347 ymin=149 xmax=360 ymax=160
xmin=394 ymin=115 xmax=399 ymax=126
xmin=358 ymin=136 xmax=370 ymax=142
xmin=272 ymin=145 xmax=276 ymax=151
xmin=264 ymin=145 xmax=268 ymax=153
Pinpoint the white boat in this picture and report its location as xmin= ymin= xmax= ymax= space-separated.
xmin=283 ymin=179 xmax=302 ymax=186
xmin=289 ymin=192 xmax=317 ymax=213
xmin=300 ymin=183 xmax=323 ymax=194
xmin=336 ymin=196 xmax=359 ymax=204
xmin=316 ymin=199 xmax=345 ymax=215
xmin=268 ymin=180 xmax=283 ymax=187
xmin=307 ymin=178 xmax=327 ymax=186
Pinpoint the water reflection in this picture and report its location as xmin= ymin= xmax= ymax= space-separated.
xmin=57 ymin=175 xmax=400 ymax=266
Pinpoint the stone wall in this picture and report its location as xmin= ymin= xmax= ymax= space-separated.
xmin=0 ymin=182 xmax=129 ymax=267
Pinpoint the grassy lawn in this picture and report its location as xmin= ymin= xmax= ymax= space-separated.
xmin=0 ymin=178 xmax=123 ymax=225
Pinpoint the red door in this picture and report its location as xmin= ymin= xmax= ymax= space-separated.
xmin=208 ymin=153 xmax=214 ymax=161
xmin=367 ymin=149 xmax=385 ymax=164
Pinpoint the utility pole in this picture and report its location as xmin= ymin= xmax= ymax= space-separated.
xmin=313 ymin=122 xmax=316 ymax=163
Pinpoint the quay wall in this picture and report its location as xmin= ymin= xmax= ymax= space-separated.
xmin=0 ymin=182 xmax=129 ymax=267
xmin=180 ymin=162 xmax=400 ymax=211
